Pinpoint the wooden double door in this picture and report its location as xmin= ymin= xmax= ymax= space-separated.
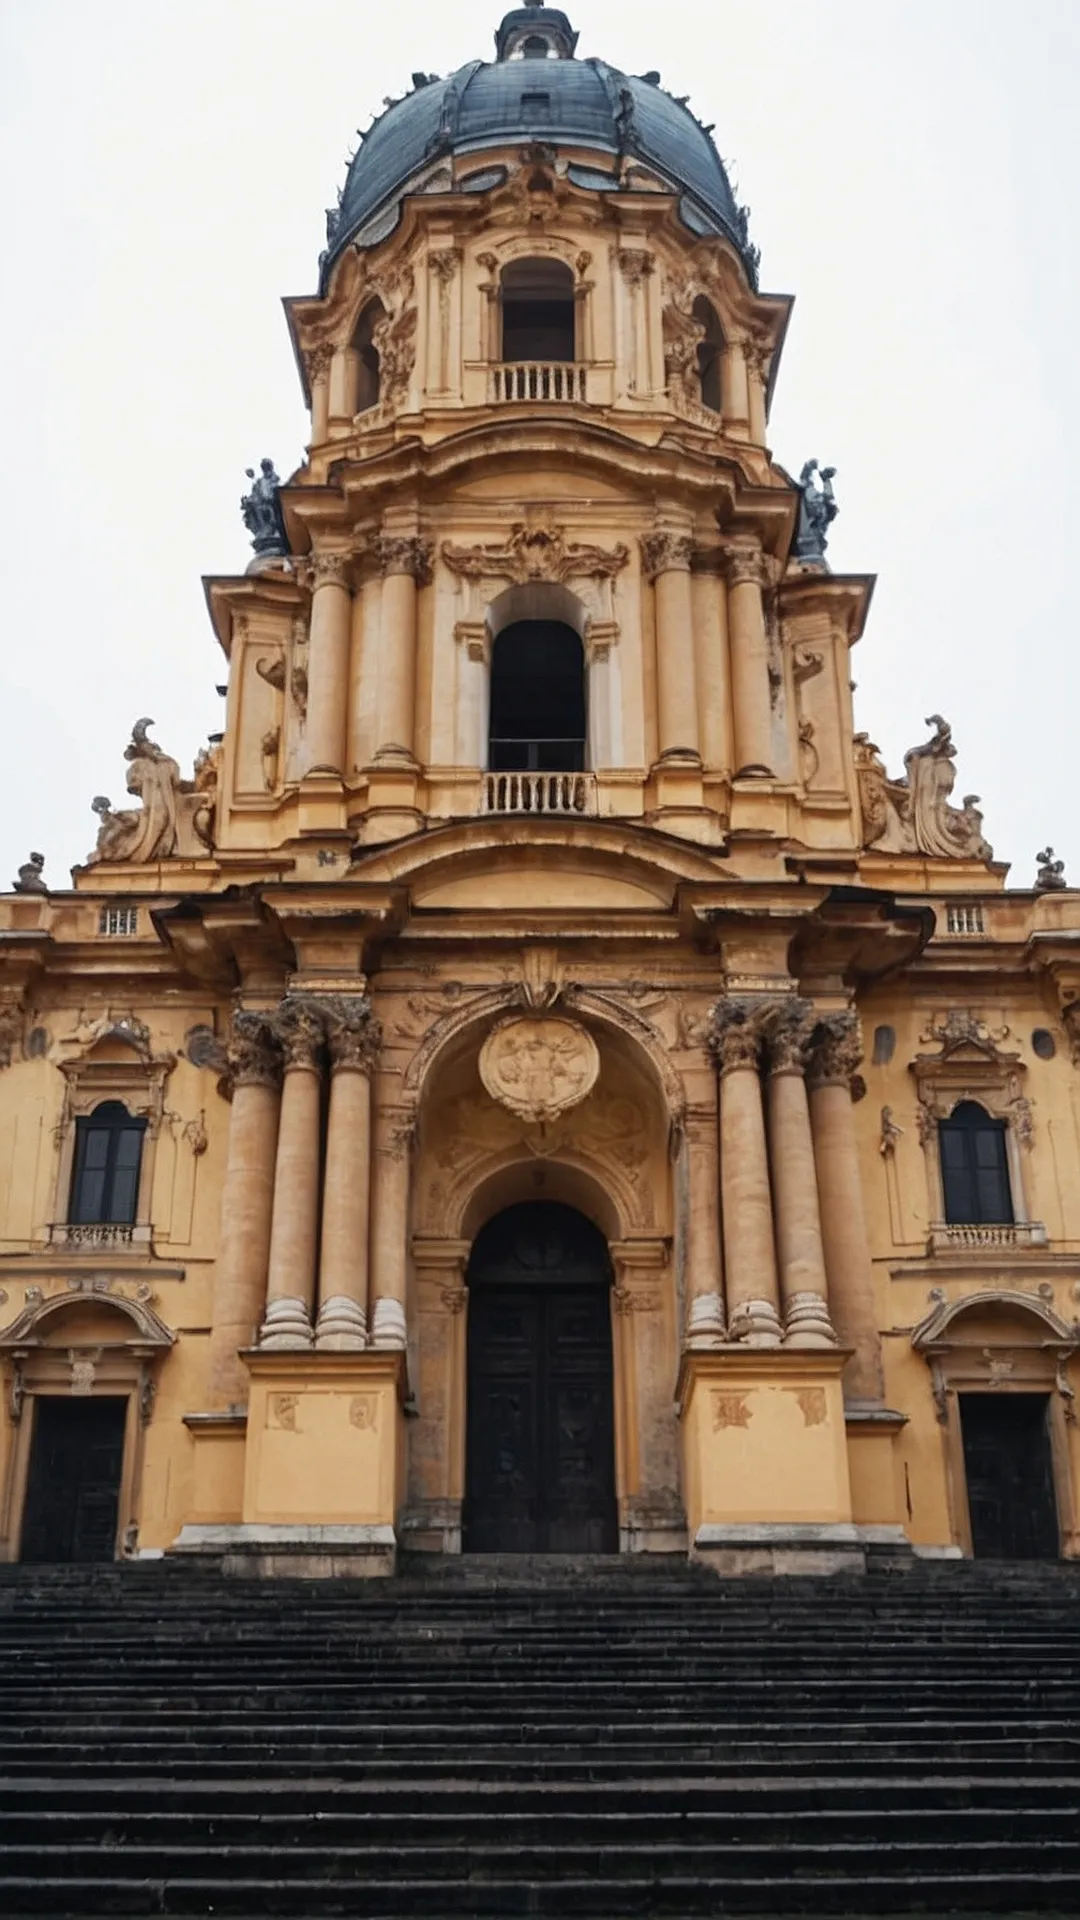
xmin=464 ymin=1202 xmax=618 ymax=1554
xmin=21 ymin=1397 xmax=127 ymax=1564
xmin=960 ymin=1393 xmax=1060 ymax=1560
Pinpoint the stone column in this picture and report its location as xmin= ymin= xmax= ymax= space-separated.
xmin=762 ymin=1000 xmax=836 ymax=1349
xmin=745 ymin=338 xmax=769 ymax=447
xmin=808 ymin=1011 xmax=884 ymax=1401
xmin=368 ymin=1094 xmax=413 ymax=1350
xmin=304 ymin=343 xmax=333 ymax=446
xmin=315 ymin=995 xmax=382 ymax=1350
xmin=259 ymin=999 xmax=326 ymax=1349
xmin=305 ymin=552 xmax=352 ymax=775
xmin=206 ymin=1013 xmax=282 ymax=1408
xmin=720 ymin=334 xmax=750 ymax=432
xmin=640 ymin=530 xmax=700 ymax=761
xmin=709 ymin=1000 xmax=782 ymax=1346
xmin=724 ymin=544 xmax=774 ymax=776
xmin=683 ymin=1096 xmax=725 ymax=1348
xmin=373 ymin=535 xmax=433 ymax=764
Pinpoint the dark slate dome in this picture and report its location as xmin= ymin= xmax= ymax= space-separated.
xmin=322 ymin=7 xmax=754 ymax=288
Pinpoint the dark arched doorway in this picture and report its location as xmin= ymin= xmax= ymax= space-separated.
xmin=464 ymin=1201 xmax=617 ymax=1553
xmin=488 ymin=621 xmax=586 ymax=771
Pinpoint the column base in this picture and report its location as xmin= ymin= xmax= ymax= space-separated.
xmin=783 ymin=1290 xmax=838 ymax=1349
xmin=258 ymin=1297 xmax=314 ymax=1349
xmin=315 ymin=1295 xmax=368 ymax=1350
xmin=686 ymin=1292 xmax=726 ymax=1348
xmin=727 ymin=1298 xmax=783 ymax=1347
xmin=371 ymin=1296 xmax=408 ymax=1350
xmin=678 ymin=1346 xmax=855 ymax=1548
xmin=297 ymin=771 xmax=348 ymax=836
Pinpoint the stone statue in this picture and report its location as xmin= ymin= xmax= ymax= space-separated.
xmin=87 ymin=719 xmax=182 ymax=866
xmin=793 ymin=459 xmax=838 ymax=564
xmin=903 ymin=715 xmax=993 ymax=862
xmin=240 ymin=458 xmax=288 ymax=559
xmin=1035 ymin=846 xmax=1067 ymax=891
xmin=12 ymin=852 xmax=46 ymax=894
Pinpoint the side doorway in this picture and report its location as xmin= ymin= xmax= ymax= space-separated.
xmin=959 ymin=1393 xmax=1060 ymax=1560
xmin=20 ymin=1397 xmax=129 ymax=1564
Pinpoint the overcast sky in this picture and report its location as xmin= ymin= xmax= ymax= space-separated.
xmin=0 ymin=0 xmax=1076 ymax=891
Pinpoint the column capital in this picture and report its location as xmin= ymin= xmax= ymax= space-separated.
xmin=270 ymin=996 xmax=327 ymax=1073
xmin=639 ymin=529 xmax=694 ymax=583
xmin=226 ymin=1010 xmax=282 ymax=1092
xmin=302 ymin=342 xmax=334 ymax=386
xmin=707 ymin=996 xmax=770 ymax=1075
xmin=374 ymin=534 xmax=434 ymax=585
xmin=428 ymin=246 xmax=463 ymax=283
xmin=721 ymin=541 xmax=767 ymax=589
xmin=807 ymin=1010 xmax=864 ymax=1092
xmin=322 ymin=993 xmax=382 ymax=1074
xmin=306 ymin=549 xmax=353 ymax=590
xmin=761 ymin=997 xmax=817 ymax=1076
xmin=617 ymin=247 xmax=656 ymax=285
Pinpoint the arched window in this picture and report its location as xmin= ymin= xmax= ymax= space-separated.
xmin=69 ymin=1101 xmax=147 ymax=1226
xmin=488 ymin=621 xmax=586 ymax=771
xmin=939 ymin=1101 xmax=1013 ymax=1226
xmin=693 ymin=296 xmax=724 ymax=412
xmin=522 ymin=35 xmax=551 ymax=58
xmin=352 ymin=298 xmax=385 ymax=412
xmin=501 ymin=259 xmax=575 ymax=364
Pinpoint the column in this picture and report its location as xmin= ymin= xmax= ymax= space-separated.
xmin=709 ymin=1000 xmax=782 ymax=1345
xmin=305 ymin=343 xmax=332 ymax=446
xmin=305 ymin=552 xmax=352 ymax=774
xmin=763 ymin=1000 xmax=836 ymax=1348
xmin=373 ymin=535 xmax=432 ymax=764
xmin=746 ymin=339 xmax=768 ymax=447
xmin=259 ymin=999 xmax=325 ymax=1349
xmin=724 ymin=544 xmax=774 ymax=776
xmin=368 ymin=1092 xmax=413 ymax=1350
xmin=206 ymin=1014 xmax=282 ymax=1407
xmin=640 ymin=530 xmax=700 ymax=761
xmin=683 ymin=1096 xmax=725 ymax=1347
xmin=720 ymin=334 xmax=750 ymax=432
xmin=808 ymin=1011 xmax=884 ymax=1402
xmin=315 ymin=995 xmax=381 ymax=1349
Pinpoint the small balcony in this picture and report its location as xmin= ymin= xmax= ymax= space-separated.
xmin=46 ymin=1221 xmax=152 ymax=1254
xmin=483 ymin=770 xmax=596 ymax=817
xmin=490 ymin=362 xmax=589 ymax=404
xmin=928 ymin=1221 xmax=1049 ymax=1253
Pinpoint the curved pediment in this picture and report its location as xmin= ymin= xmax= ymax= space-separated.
xmin=352 ymin=815 xmax=735 ymax=917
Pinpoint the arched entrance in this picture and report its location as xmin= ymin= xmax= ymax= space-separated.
xmin=463 ymin=1201 xmax=617 ymax=1553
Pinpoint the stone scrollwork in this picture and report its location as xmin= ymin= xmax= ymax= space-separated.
xmin=854 ymin=717 xmax=993 ymax=862
xmin=479 ymin=1016 xmax=600 ymax=1126
xmin=87 ymin=719 xmax=184 ymax=866
xmin=441 ymin=520 xmax=629 ymax=587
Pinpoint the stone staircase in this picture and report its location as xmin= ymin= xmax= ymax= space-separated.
xmin=0 ymin=1553 xmax=1078 ymax=1915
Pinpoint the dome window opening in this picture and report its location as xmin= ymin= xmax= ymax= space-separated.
xmin=488 ymin=621 xmax=586 ymax=772
xmin=522 ymin=35 xmax=554 ymax=58
xmin=352 ymin=298 xmax=386 ymax=413
xmin=501 ymin=258 xmax=576 ymax=364
xmin=693 ymin=296 xmax=724 ymax=413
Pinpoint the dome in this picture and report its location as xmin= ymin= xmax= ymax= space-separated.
xmin=322 ymin=7 xmax=754 ymax=289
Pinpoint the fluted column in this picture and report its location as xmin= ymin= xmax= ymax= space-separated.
xmin=368 ymin=1095 xmax=413 ymax=1350
xmin=640 ymin=530 xmax=700 ymax=761
xmin=683 ymin=1093 xmax=725 ymax=1348
xmin=315 ymin=995 xmax=382 ymax=1350
xmin=709 ymin=1000 xmax=782 ymax=1346
xmin=206 ymin=1013 xmax=282 ymax=1407
xmin=373 ymin=535 xmax=432 ymax=764
xmin=723 ymin=544 xmax=774 ymax=776
xmin=259 ymin=999 xmax=326 ymax=1349
xmin=763 ymin=1000 xmax=837 ymax=1349
xmin=808 ymin=1011 xmax=884 ymax=1401
xmin=305 ymin=552 xmax=352 ymax=774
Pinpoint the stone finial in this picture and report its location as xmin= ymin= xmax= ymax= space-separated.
xmin=807 ymin=1011 xmax=864 ymax=1092
xmin=240 ymin=458 xmax=288 ymax=561
xmin=1035 ymin=847 xmax=1067 ymax=892
xmin=12 ymin=852 xmax=46 ymax=894
xmin=792 ymin=459 xmax=838 ymax=566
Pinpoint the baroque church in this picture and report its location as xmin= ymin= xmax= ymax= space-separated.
xmin=2 ymin=3 xmax=1078 ymax=1577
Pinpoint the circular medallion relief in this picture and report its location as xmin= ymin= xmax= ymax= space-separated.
xmin=479 ymin=1016 xmax=600 ymax=1126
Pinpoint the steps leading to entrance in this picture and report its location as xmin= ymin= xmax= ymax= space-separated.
xmin=0 ymin=1558 xmax=1078 ymax=1915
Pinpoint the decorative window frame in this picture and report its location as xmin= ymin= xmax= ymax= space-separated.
xmin=909 ymin=1012 xmax=1043 ymax=1251
xmin=911 ymin=1287 xmax=1078 ymax=1557
xmin=48 ymin=1023 xmax=176 ymax=1253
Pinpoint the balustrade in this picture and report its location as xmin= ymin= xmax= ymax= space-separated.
xmin=483 ymin=771 xmax=595 ymax=816
xmin=489 ymin=362 xmax=588 ymax=403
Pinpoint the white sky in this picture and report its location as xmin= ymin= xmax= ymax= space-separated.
xmin=1 ymin=0 xmax=1076 ymax=890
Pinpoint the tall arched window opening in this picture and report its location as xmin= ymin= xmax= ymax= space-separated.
xmin=693 ymin=296 xmax=724 ymax=413
xmin=488 ymin=621 xmax=586 ymax=771
xmin=352 ymin=298 xmax=386 ymax=412
xmin=501 ymin=259 xmax=576 ymax=363
xmin=939 ymin=1100 xmax=1013 ymax=1225
xmin=69 ymin=1101 xmax=147 ymax=1226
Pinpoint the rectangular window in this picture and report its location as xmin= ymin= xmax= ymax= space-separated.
xmin=99 ymin=906 xmax=138 ymax=936
xmin=945 ymin=903 xmax=984 ymax=936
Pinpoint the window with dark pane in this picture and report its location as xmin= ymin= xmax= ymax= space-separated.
xmin=501 ymin=258 xmax=576 ymax=363
xmin=69 ymin=1101 xmax=148 ymax=1225
xmin=488 ymin=622 xmax=586 ymax=770
xmin=939 ymin=1100 xmax=1013 ymax=1225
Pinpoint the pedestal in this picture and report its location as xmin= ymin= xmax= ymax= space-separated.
xmin=677 ymin=1347 xmax=861 ymax=1573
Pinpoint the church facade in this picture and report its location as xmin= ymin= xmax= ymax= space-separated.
xmin=2 ymin=6 xmax=1078 ymax=1576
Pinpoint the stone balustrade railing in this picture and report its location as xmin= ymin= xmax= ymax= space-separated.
xmin=929 ymin=1220 xmax=1049 ymax=1251
xmin=483 ymin=771 xmax=595 ymax=817
xmin=489 ymin=362 xmax=589 ymax=403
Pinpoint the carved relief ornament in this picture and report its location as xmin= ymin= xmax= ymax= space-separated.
xmin=479 ymin=1016 xmax=600 ymax=1126
xmin=441 ymin=521 xmax=629 ymax=587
